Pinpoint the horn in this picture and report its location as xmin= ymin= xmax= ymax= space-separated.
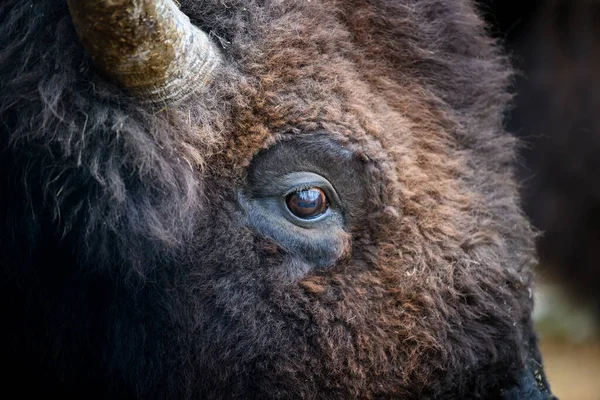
xmin=67 ymin=0 xmax=220 ymax=105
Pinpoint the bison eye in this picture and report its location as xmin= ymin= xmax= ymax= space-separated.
xmin=285 ymin=188 xmax=329 ymax=220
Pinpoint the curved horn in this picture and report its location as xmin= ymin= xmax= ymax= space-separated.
xmin=67 ymin=0 xmax=220 ymax=105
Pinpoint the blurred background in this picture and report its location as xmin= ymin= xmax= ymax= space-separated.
xmin=478 ymin=1 xmax=600 ymax=398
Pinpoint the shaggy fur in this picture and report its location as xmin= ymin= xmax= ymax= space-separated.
xmin=481 ymin=0 xmax=600 ymax=315
xmin=0 ymin=0 xmax=554 ymax=398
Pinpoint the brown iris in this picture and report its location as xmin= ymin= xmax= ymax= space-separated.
xmin=285 ymin=188 xmax=329 ymax=219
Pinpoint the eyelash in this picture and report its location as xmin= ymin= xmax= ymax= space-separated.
xmin=282 ymin=183 xmax=326 ymax=198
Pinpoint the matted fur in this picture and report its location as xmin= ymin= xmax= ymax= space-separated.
xmin=0 ymin=0 xmax=553 ymax=398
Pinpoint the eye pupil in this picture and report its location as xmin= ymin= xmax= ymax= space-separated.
xmin=285 ymin=188 xmax=329 ymax=219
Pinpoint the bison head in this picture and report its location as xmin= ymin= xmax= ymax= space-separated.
xmin=0 ymin=0 xmax=555 ymax=398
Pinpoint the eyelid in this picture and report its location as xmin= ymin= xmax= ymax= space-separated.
xmin=243 ymin=171 xmax=346 ymax=227
xmin=278 ymin=174 xmax=343 ymax=211
xmin=249 ymin=171 xmax=335 ymax=197
xmin=282 ymin=181 xmax=331 ymax=197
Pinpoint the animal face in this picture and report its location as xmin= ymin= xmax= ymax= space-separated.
xmin=0 ymin=0 xmax=555 ymax=398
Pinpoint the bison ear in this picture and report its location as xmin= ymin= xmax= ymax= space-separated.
xmin=67 ymin=0 xmax=221 ymax=106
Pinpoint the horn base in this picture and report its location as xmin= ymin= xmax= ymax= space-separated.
xmin=67 ymin=0 xmax=220 ymax=106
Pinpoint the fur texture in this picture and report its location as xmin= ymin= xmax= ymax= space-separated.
xmin=0 ymin=0 xmax=553 ymax=398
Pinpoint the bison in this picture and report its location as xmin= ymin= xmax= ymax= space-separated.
xmin=0 ymin=0 xmax=555 ymax=398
